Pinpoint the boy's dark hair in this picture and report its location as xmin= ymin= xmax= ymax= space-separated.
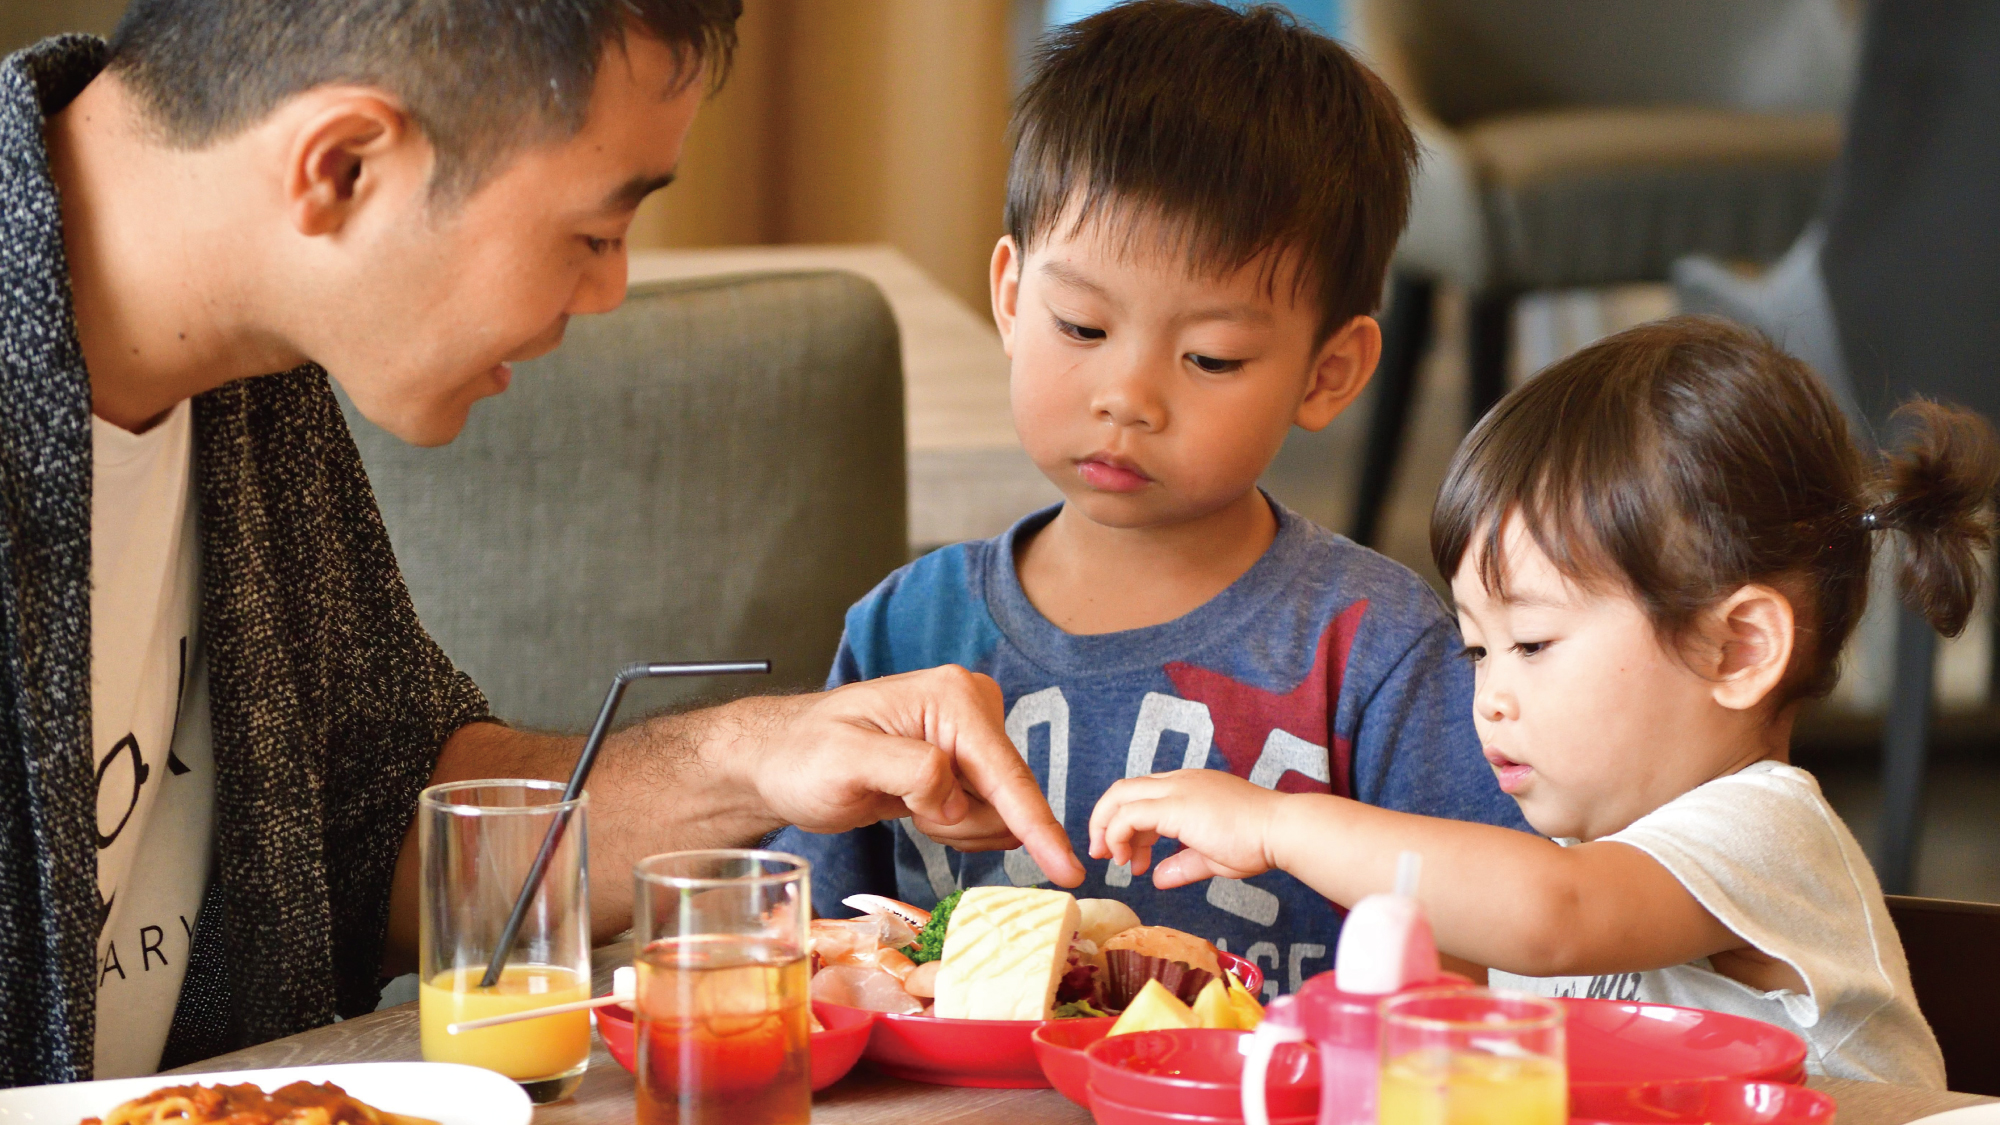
xmin=105 ymin=0 xmax=741 ymax=199
xmin=1008 ymin=0 xmax=1417 ymax=342
xmin=1432 ymin=316 xmax=2000 ymax=702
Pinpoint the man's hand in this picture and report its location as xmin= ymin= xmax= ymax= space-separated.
xmin=741 ymin=666 xmax=1084 ymax=888
xmin=1089 ymin=769 xmax=1287 ymax=889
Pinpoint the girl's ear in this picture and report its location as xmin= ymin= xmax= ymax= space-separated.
xmin=1707 ymin=584 xmax=1796 ymax=711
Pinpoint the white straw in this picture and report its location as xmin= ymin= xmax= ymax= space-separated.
xmin=1394 ymin=850 xmax=1422 ymax=898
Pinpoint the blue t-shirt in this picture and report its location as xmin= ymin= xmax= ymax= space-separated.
xmin=774 ymin=499 xmax=1529 ymax=998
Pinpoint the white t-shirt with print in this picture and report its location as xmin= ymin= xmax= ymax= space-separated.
xmin=90 ymin=401 xmax=216 ymax=1078
xmin=1491 ymin=760 xmax=1944 ymax=1089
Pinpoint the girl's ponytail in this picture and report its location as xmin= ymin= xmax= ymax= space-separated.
xmin=1871 ymin=400 xmax=2000 ymax=637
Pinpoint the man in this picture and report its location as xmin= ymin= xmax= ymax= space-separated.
xmin=0 ymin=0 xmax=1081 ymax=1086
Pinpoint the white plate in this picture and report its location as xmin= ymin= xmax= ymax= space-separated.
xmin=0 ymin=1061 xmax=531 ymax=1124
xmin=1910 ymin=1106 xmax=2000 ymax=1125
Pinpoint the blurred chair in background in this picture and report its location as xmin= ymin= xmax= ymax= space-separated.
xmin=1673 ymin=2 xmax=2000 ymax=896
xmin=343 ymin=271 xmax=909 ymax=731
xmin=1346 ymin=0 xmax=1854 ymax=546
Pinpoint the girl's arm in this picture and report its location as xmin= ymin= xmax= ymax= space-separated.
xmin=1089 ymin=770 xmax=1745 ymax=979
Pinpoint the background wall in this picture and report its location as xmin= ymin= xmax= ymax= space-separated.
xmin=0 ymin=0 xmax=123 ymax=48
xmin=631 ymin=0 xmax=1021 ymax=313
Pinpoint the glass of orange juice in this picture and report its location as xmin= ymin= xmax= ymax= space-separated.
xmin=1378 ymin=987 xmax=1567 ymax=1125
xmin=633 ymin=850 xmax=812 ymax=1125
xmin=417 ymin=780 xmax=592 ymax=1103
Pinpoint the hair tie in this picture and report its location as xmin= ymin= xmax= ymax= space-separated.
xmin=1858 ymin=509 xmax=1884 ymax=532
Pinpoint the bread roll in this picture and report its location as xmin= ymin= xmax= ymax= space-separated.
xmin=1075 ymin=899 xmax=1142 ymax=949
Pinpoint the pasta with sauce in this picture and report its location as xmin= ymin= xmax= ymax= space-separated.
xmin=80 ymin=1081 xmax=440 ymax=1125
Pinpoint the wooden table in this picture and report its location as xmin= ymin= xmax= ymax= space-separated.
xmin=168 ymin=949 xmax=1994 ymax=1125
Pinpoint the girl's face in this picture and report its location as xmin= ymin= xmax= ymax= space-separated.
xmin=1449 ymin=517 xmax=1766 ymax=840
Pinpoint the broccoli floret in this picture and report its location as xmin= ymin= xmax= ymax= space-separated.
xmin=905 ymin=889 xmax=962 ymax=964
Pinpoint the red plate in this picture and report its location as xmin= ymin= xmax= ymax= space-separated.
xmin=1086 ymin=1028 xmax=1318 ymax=1118
xmin=1563 ymin=998 xmax=1808 ymax=1089
xmin=594 ymin=999 xmax=875 ymax=1092
xmin=1087 ymin=1088 xmax=1317 ymax=1125
xmin=1571 ymin=1079 xmax=1836 ymax=1125
xmin=1031 ymin=1017 xmax=1116 ymax=1105
xmin=850 ymin=950 xmax=1264 ymax=1088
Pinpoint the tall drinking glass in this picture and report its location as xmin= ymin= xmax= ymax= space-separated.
xmin=1378 ymin=987 xmax=1567 ymax=1125
xmin=633 ymin=850 xmax=812 ymax=1125
xmin=417 ymin=780 xmax=592 ymax=1104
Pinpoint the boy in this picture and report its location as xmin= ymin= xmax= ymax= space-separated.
xmin=775 ymin=0 xmax=1526 ymax=996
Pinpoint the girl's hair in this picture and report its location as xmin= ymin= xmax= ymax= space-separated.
xmin=1431 ymin=316 xmax=2000 ymax=701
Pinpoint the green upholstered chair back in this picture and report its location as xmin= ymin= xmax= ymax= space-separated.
xmin=343 ymin=270 xmax=908 ymax=731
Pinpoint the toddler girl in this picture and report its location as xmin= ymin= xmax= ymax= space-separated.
xmin=1090 ymin=316 xmax=1992 ymax=1087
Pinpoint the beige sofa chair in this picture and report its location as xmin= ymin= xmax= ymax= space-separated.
xmin=342 ymin=270 xmax=909 ymax=731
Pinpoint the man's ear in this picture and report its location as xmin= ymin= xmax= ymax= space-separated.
xmin=1295 ymin=314 xmax=1381 ymax=432
xmin=1707 ymin=584 xmax=1796 ymax=711
xmin=283 ymin=91 xmax=421 ymax=238
xmin=990 ymin=236 xmax=1022 ymax=357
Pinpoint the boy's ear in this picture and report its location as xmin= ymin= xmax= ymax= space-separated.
xmin=283 ymin=89 xmax=420 ymax=238
xmin=1295 ymin=314 xmax=1381 ymax=432
xmin=990 ymin=236 xmax=1023 ymax=356
xmin=1706 ymin=584 xmax=1796 ymax=712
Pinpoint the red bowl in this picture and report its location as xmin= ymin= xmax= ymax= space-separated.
xmin=1087 ymin=1087 xmax=1318 ymax=1125
xmin=594 ymin=999 xmax=874 ymax=1092
xmin=1031 ymin=1017 xmax=1116 ymax=1106
xmin=843 ymin=949 xmax=1265 ymax=1089
xmin=1571 ymin=1079 xmax=1837 ymax=1125
xmin=1563 ymin=999 xmax=1809 ymax=1091
xmin=1086 ymin=1029 xmax=1319 ymax=1119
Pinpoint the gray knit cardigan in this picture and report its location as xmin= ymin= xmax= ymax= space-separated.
xmin=1 ymin=38 xmax=492 ymax=1085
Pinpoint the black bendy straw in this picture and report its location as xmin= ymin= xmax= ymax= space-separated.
xmin=480 ymin=659 xmax=770 ymax=988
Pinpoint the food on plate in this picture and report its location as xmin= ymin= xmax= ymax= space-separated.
xmin=1102 ymin=925 xmax=1223 ymax=978
xmin=1226 ymin=974 xmax=1266 ymax=1028
xmin=1108 ymin=978 xmax=1203 ymax=1036
xmin=933 ymin=887 xmax=1083 ymax=1020
xmin=80 ymin=1081 xmax=437 ymax=1125
xmin=808 ymin=886 xmax=1252 ymax=1028
xmin=903 ymin=889 xmax=961 ymax=965
xmin=1191 ymin=978 xmax=1236 ymax=1029
xmin=1074 ymin=899 xmax=1142 ymax=951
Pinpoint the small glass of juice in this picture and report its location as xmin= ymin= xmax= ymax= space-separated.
xmin=632 ymin=850 xmax=812 ymax=1125
xmin=417 ymin=780 xmax=592 ymax=1104
xmin=1378 ymin=987 xmax=1567 ymax=1125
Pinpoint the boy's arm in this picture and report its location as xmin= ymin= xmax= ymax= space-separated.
xmin=1089 ymin=772 xmax=1741 ymax=979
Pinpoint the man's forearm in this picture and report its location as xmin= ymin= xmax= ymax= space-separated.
xmin=382 ymin=699 xmax=794 ymax=975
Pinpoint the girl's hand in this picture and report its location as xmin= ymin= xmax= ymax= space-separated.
xmin=1088 ymin=770 xmax=1287 ymax=889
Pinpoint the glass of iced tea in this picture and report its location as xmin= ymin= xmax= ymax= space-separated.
xmin=632 ymin=849 xmax=811 ymax=1125
xmin=417 ymin=780 xmax=592 ymax=1104
xmin=1378 ymin=987 xmax=1567 ymax=1125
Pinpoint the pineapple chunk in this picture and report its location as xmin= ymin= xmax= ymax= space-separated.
xmin=1225 ymin=972 xmax=1265 ymax=1029
xmin=1191 ymin=978 xmax=1237 ymax=1029
xmin=1108 ymin=978 xmax=1200 ymax=1036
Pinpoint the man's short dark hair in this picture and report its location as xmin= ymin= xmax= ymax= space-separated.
xmin=1007 ymin=0 xmax=1417 ymax=340
xmin=106 ymin=0 xmax=742 ymax=199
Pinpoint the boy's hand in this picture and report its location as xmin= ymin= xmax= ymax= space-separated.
xmin=1089 ymin=770 xmax=1285 ymax=889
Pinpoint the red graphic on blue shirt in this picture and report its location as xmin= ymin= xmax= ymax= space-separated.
xmin=1164 ymin=600 xmax=1365 ymax=799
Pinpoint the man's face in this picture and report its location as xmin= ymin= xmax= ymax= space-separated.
xmin=310 ymin=34 xmax=702 ymax=446
xmin=994 ymin=214 xmax=1364 ymax=531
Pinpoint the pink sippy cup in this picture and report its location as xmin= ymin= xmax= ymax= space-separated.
xmin=1240 ymin=852 xmax=1468 ymax=1125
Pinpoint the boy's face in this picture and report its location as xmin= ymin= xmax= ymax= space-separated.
xmin=295 ymin=33 xmax=702 ymax=446
xmin=991 ymin=213 xmax=1379 ymax=530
